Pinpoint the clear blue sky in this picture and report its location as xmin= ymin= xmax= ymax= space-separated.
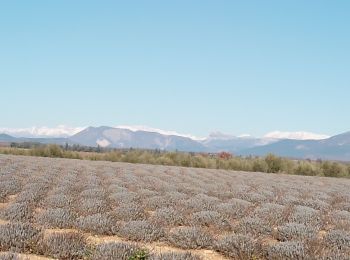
xmin=1 ymin=1 xmax=349 ymax=136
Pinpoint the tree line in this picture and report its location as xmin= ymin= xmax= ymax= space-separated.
xmin=2 ymin=143 xmax=350 ymax=178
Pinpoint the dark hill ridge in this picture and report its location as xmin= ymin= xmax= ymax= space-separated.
xmin=324 ymin=131 xmax=350 ymax=146
xmin=0 ymin=133 xmax=16 ymax=141
xmin=0 ymin=133 xmax=68 ymax=145
xmin=1 ymin=127 xmax=350 ymax=161
xmin=241 ymin=132 xmax=350 ymax=161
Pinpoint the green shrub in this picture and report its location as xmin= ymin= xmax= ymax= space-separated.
xmin=294 ymin=162 xmax=318 ymax=176
xmin=252 ymin=159 xmax=268 ymax=172
xmin=129 ymin=249 xmax=149 ymax=260
xmin=322 ymin=162 xmax=345 ymax=177
xmin=265 ymin=154 xmax=284 ymax=173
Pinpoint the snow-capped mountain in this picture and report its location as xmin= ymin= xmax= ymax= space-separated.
xmin=0 ymin=125 xmax=84 ymax=138
xmin=115 ymin=125 xmax=205 ymax=141
xmin=69 ymin=126 xmax=206 ymax=151
xmin=1 ymin=125 xmax=349 ymax=161
xmin=201 ymin=131 xmax=278 ymax=152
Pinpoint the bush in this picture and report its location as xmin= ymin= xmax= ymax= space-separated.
xmin=267 ymin=241 xmax=306 ymax=259
xmin=39 ymin=232 xmax=88 ymax=259
xmin=276 ymin=223 xmax=317 ymax=241
xmin=253 ymin=203 xmax=285 ymax=225
xmin=144 ymin=196 xmax=175 ymax=210
xmin=91 ymin=242 xmax=148 ymax=260
xmin=294 ymin=162 xmax=318 ymax=176
xmin=322 ymin=162 xmax=346 ymax=177
xmin=109 ymin=192 xmax=139 ymax=206
xmin=236 ymin=191 xmax=268 ymax=203
xmin=118 ymin=221 xmax=165 ymax=242
xmin=265 ymin=154 xmax=284 ymax=173
xmin=215 ymin=233 xmax=262 ymax=259
xmin=331 ymin=210 xmax=350 ymax=222
xmin=107 ymin=185 xmax=128 ymax=194
xmin=317 ymin=249 xmax=350 ymax=260
xmin=324 ymin=230 xmax=350 ymax=250
xmin=35 ymin=208 xmax=76 ymax=228
xmin=30 ymin=144 xmax=64 ymax=158
xmin=0 ymin=252 xmax=23 ymax=260
xmin=113 ymin=203 xmax=147 ymax=221
xmin=0 ymin=223 xmax=42 ymax=253
xmin=183 ymin=194 xmax=219 ymax=211
xmin=216 ymin=199 xmax=252 ymax=219
xmin=300 ymin=199 xmax=329 ymax=211
xmin=329 ymin=210 xmax=350 ymax=231
xmin=80 ymin=188 xmax=106 ymax=199
xmin=0 ymin=180 xmax=21 ymax=202
xmin=252 ymin=159 xmax=268 ymax=172
xmin=151 ymin=207 xmax=187 ymax=226
xmin=235 ymin=217 xmax=271 ymax=236
xmin=191 ymin=210 xmax=231 ymax=231
xmin=168 ymin=227 xmax=213 ymax=249
xmin=129 ymin=249 xmax=150 ymax=260
xmin=15 ymin=186 xmax=47 ymax=204
xmin=164 ymin=191 xmax=188 ymax=202
xmin=0 ymin=202 xmax=33 ymax=222
xmin=42 ymin=194 xmax=74 ymax=209
xmin=76 ymin=213 xmax=117 ymax=235
xmin=289 ymin=206 xmax=321 ymax=226
xmin=77 ymin=198 xmax=110 ymax=215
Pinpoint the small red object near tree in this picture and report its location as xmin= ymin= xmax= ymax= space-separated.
xmin=218 ymin=151 xmax=233 ymax=160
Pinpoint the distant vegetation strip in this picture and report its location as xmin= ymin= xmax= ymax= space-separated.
xmin=0 ymin=143 xmax=349 ymax=178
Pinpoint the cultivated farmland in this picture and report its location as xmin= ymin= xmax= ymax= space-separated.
xmin=1 ymin=155 xmax=350 ymax=259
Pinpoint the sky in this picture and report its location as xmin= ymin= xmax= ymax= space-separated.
xmin=1 ymin=1 xmax=349 ymax=138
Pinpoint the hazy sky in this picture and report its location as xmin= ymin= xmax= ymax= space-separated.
xmin=1 ymin=1 xmax=349 ymax=137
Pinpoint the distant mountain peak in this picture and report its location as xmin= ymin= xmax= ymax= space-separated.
xmin=115 ymin=125 xmax=205 ymax=140
xmin=69 ymin=126 xmax=205 ymax=151
xmin=0 ymin=133 xmax=14 ymax=140
xmin=327 ymin=131 xmax=350 ymax=146
xmin=1 ymin=126 xmax=350 ymax=161
xmin=0 ymin=125 xmax=85 ymax=138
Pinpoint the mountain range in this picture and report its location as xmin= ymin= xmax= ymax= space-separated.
xmin=1 ymin=126 xmax=350 ymax=161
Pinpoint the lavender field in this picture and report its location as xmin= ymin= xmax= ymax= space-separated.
xmin=1 ymin=154 xmax=350 ymax=259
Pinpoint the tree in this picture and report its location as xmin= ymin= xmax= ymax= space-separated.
xmin=264 ymin=154 xmax=284 ymax=173
xmin=322 ymin=162 xmax=344 ymax=177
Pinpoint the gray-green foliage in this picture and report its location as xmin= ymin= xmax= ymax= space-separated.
xmin=0 ymin=203 xmax=33 ymax=222
xmin=276 ymin=223 xmax=318 ymax=241
xmin=267 ymin=241 xmax=306 ymax=259
xmin=215 ymin=233 xmax=261 ymax=259
xmin=38 ymin=232 xmax=87 ymax=259
xmin=0 ymin=223 xmax=42 ymax=253
xmin=76 ymin=213 xmax=117 ymax=235
xmin=324 ymin=230 xmax=350 ymax=250
xmin=168 ymin=227 xmax=213 ymax=249
xmin=35 ymin=208 xmax=76 ymax=228
xmin=118 ymin=221 xmax=165 ymax=242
